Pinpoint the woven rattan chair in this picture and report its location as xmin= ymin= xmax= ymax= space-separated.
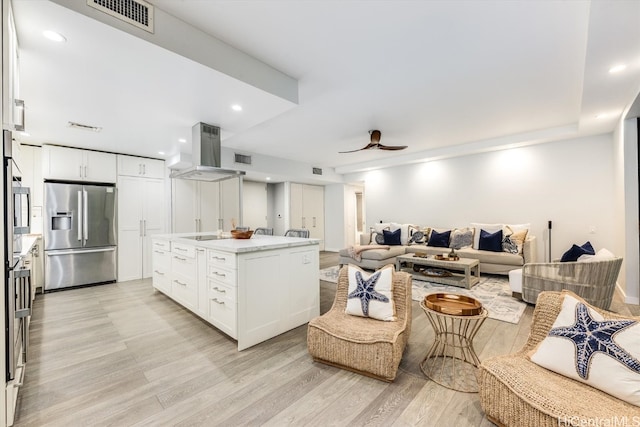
xmin=306 ymin=265 xmax=412 ymax=382
xmin=479 ymin=290 xmax=640 ymax=427
xmin=284 ymin=228 xmax=310 ymax=238
xmin=521 ymin=257 xmax=622 ymax=309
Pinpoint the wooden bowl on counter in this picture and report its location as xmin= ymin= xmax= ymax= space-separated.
xmin=230 ymin=229 xmax=254 ymax=239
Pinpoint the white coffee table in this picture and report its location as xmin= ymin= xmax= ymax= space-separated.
xmin=395 ymin=253 xmax=480 ymax=289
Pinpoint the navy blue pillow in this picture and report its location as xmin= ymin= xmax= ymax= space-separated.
xmin=382 ymin=228 xmax=401 ymax=246
xmin=427 ymin=230 xmax=451 ymax=248
xmin=478 ymin=229 xmax=503 ymax=252
xmin=560 ymin=241 xmax=595 ymax=262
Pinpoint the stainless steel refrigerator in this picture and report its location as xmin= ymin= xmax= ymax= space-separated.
xmin=44 ymin=182 xmax=117 ymax=291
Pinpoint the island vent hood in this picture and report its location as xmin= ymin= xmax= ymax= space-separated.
xmin=170 ymin=123 xmax=246 ymax=182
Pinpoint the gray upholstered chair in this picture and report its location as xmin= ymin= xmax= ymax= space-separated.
xmin=284 ymin=228 xmax=310 ymax=238
xmin=253 ymin=227 xmax=274 ymax=236
xmin=520 ymin=257 xmax=622 ymax=310
xmin=307 ymin=266 xmax=412 ymax=381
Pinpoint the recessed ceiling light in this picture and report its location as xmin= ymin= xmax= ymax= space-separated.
xmin=595 ymin=113 xmax=608 ymax=119
xmin=231 ymin=104 xmax=243 ymax=112
xmin=43 ymin=30 xmax=66 ymax=43
xmin=178 ymin=138 xmax=186 ymax=143
xmin=609 ymin=64 xmax=626 ymax=74
xmin=265 ymin=177 xmax=271 ymax=181
xmin=158 ymin=151 xmax=165 ymax=155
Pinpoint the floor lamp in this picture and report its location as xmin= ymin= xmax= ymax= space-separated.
xmin=548 ymin=220 xmax=552 ymax=262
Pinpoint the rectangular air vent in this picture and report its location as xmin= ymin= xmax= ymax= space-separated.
xmin=234 ymin=153 xmax=252 ymax=165
xmin=312 ymin=167 xmax=323 ymax=175
xmin=87 ymin=0 xmax=154 ymax=33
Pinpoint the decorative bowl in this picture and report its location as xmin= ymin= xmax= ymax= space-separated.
xmin=230 ymin=229 xmax=254 ymax=239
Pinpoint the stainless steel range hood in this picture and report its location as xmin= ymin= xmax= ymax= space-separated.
xmin=170 ymin=123 xmax=246 ymax=182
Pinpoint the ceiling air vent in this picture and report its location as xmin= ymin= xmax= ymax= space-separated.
xmin=68 ymin=121 xmax=102 ymax=132
xmin=234 ymin=153 xmax=252 ymax=165
xmin=312 ymin=167 xmax=323 ymax=175
xmin=87 ymin=0 xmax=154 ymax=33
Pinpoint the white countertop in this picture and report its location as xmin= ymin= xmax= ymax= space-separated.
xmin=153 ymin=232 xmax=320 ymax=254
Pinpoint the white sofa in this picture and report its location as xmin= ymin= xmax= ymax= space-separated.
xmin=339 ymin=223 xmax=537 ymax=275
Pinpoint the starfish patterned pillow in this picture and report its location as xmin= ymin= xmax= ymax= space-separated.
xmin=529 ymin=292 xmax=640 ymax=406
xmin=345 ymin=264 xmax=396 ymax=321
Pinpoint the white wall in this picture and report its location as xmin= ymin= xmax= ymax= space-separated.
xmin=616 ymin=118 xmax=639 ymax=303
xmin=324 ymin=184 xmax=345 ymax=252
xmin=344 ymin=134 xmax=617 ymax=265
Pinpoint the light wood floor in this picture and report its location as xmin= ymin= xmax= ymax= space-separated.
xmin=13 ymin=252 xmax=638 ymax=426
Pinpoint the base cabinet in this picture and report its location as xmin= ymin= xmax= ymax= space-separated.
xmin=151 ymin=237 xmax=319 ymax=350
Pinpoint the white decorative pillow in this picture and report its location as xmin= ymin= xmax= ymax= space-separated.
xmin=529 ymin=293 xmax=640 ymax=406
xmin=345 ymin=264 xmax=396 ymax=321
xmin=408 ymin=225 xmax=430 ymax=245
xmin=504 ymin=226 xmax=528 ymax=254
xmin=471 ymin=223 xmax=503 ymax=249
xmin=578 ymin=248 xmax=616 ymax=263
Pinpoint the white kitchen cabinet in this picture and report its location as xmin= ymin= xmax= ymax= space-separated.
xmin=151 ymin=240 xmax=171 ymax=294
xmin=152 ymin=234 xmax=319 ymax=351
xmin=117 ymin=155 xmax=165 ymax=179
xmin=117 ymin=175 xmax=165 ymax=281
xmin=172 ymin=179 xmax=225 ymax=233
xmin=220 ymin=178 xmax=240 ymax=230
xmin=290 ymin=183 xmax=325 ymax=249
xmin=242 ymin=181 xmax=268 ymax=230
xmin=18 ymin=145 xmax=43 ymax=234
xmin=42 ymin=145 xmax=116 ymax=183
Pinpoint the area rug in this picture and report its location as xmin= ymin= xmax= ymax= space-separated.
xmin=319 ymin=266 xmax=526 ymax=324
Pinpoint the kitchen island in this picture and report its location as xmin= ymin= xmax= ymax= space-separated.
xmin=151 ymin=232 xmax=320 ymax=350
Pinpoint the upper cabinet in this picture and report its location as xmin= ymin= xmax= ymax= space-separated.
xmin=2 ymin=2 xmax=24 ymax=131
xmin=42 ymin=145 xmax=116 ymax=183
xmin=117 ymin=155 xmax=165 ymax=179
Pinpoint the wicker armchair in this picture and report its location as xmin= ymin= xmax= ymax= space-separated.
xmin=479 ymin=291 xmax=640 ymax=427
xmin=521 ymin=257 xmax=622 ymax=310
xmin=306 ymin=266 xmax=412 ymax=382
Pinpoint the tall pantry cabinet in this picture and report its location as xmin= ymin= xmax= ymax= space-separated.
xmin=290 ymin=183 xmax=324 ymax=250
xmin=172 ymin=177 xmax=240 ymax=233
xmin=117 ymin=155 xmax=166 ymax=281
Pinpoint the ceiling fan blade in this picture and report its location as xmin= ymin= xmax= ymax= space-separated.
xmin=338 ymin=141 xmax=378 ymax=153
xmin=378 ymin=144 xmax=408 ymax=151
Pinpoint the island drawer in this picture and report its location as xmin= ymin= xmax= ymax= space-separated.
xmin=207 ymin=265 xmax=236 ymax=288
xmin=172 ymin=253 xmax=196 ymax=278
xmin=152 ymin=247 xmax=171 ymax=267
xmin=171 ymin=273 xmax=197 ymax=309
xmin=207 ymin=250 xmax=236 ymax=270
xmin=152 ymin=239 xmax=171 ymax=252
xmin=172 ymin=242 xmax=195 ymax=258
xmin=208 ymin=279 xmax=236 ymax=303
xmin=208 ymin=294 xmax=237 ymax=338
xmin=152 ymin=269 xmax=170 ymax=294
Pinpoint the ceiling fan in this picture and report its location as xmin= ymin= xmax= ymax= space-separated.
xmin=339 ymin=130 xmax=408 ymax=153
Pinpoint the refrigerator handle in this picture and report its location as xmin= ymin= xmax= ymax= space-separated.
xmin=77 ymin=191 xmax=82 ymax=241
xmin=83 ymin=190 xmax=88 ymax=242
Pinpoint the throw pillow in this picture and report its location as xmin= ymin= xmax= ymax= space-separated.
xmin=408 ymin=225 xmax=429 ymax=245
xmin=478 ymin=229 xmax=503 ymax=252
xmin=502 ymin=235 xmax=519 ymax=254
xmin=578 ymin=248 xmax=616 ymax=263
xmin=427 ymin=229 xmax=451 ymax=248
xmin=345 ymin=264 xmax=396 ymax=321
xmin=529 ymin=292 xmax=640 ymax=406
xmin=374 ymin=233 xmax=385 ymax=245
xmin=503 ymin=226 xmax=528 ymax=254
xmin=449 ymin=228 xmax=473 ymax=249
xmin=382 ymin=228 xmax=401 ymax=245
xmin=560 ymin=241 xmax=595 ymax=262
xmin=471 ymin=223 xmax=503 ymax=249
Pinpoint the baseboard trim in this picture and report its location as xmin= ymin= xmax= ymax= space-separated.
xmin=618 ymin=282 xmax=640 ymax=305
xmin=323 ymin=248 xmax=340 ymax=253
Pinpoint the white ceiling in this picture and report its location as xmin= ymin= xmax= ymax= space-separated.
xmin=11 ymin=0 xmax=640 ymax=176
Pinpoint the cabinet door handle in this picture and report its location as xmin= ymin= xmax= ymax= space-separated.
xmin=143 ymin=164 xmax=146 ymax=175
xmin=213 ymin=271 xmax=226 ymax=278
xmin=139 ymin=164 xmax=142 ymax=175
xmin=79 ymin=166 xmax=83 ymax=178
xmin=313 ymin=217 xmax=316 ymax=228
xmin=143 ymin=220 xmax=147 ymax=237
xmin=84 ymin=165 xmax=87 ymax=177
xmin=173 ymin=279 xmax=186 ymax=286
xmin=153 ymin=250 xmax=164 ymax=254
xmin=140 ymin=220 xmax=143 ymax=237
xmin=302 ymin=217 xmax=306 ymax=228
xmin=175 ymin=247 xmax=187 ymax=252
xmin=212 ymin=298 xmax=225 ymax=305
xmin=212 ymin=256 xmax=226 ymax=261
xmin=154 ymin=270 xmax=164 ymax=275
xmin=173 ymin=256 xmax=186 ymax=261
xmin=212 ymin=286 xmax=226 ymax=293
xmin=196 ymin=248 xmax=205 ymax=253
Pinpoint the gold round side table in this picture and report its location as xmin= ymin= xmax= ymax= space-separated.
xmin=419 ymin=294 xmax=488 ymax=392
